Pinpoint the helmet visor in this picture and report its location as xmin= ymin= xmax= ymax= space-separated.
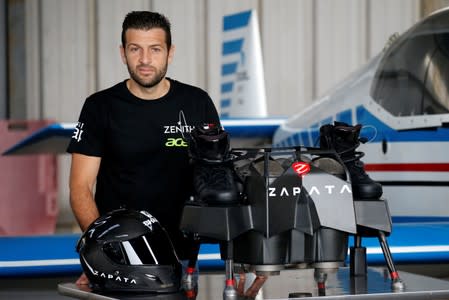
xmin=103 ymin=231 xmax=179 ymax=266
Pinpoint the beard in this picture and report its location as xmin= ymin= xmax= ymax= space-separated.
xmin=126 ymin=60 xmax=168 ymax=88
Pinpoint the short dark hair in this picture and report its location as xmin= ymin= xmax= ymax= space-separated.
xmin=121 ymin=11 xmax=172 ymax=49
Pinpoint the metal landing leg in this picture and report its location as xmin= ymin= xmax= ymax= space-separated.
xmin=350 ymin=233 xmax=404 ymax=291
xmin=314 ymin=269 xmax=327 ymax=296
xmin=350 ymin=235 xmax=367 ymax=276
xmin=378 ymin=231 xmax=405 ymax=291
xmin=182 ymin=235 xmax=201 ymax=299
xmin=222 ymin=241 xmax=238 ymax=300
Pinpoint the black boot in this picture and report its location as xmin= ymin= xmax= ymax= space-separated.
xmin=319 ymin=122 xmax=383 ymax=199
xmin=187 ymin=124 xmax=239 ymax=205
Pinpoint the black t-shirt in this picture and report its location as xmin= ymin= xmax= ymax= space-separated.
xmin=67 ymin=78 xmax=219 ymax=258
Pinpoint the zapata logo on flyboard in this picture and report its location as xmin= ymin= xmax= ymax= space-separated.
xmin=268 ymin=184 xmax=352 ymax=197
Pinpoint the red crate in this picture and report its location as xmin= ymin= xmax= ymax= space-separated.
xmin=0 ymin=120 xmax=58 ymax=236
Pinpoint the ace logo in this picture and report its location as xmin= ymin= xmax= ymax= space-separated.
xmin=165 ymin=138 xmax=188 ymax=147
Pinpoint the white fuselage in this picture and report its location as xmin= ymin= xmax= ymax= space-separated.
xmin=273 ymin=53 xmax=449 ymax=219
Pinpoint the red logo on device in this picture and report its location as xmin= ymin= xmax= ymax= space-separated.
xmin=292 ymin=162 xmax=310 ymax=176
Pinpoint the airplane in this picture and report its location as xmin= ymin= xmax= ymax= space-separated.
xmin=1 ymin=8 xmax=449 ymax=281
xmin=272 ymin=4 xmax=449 ymax=222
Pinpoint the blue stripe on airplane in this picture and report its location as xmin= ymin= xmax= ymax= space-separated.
xmin=321 ymin=117 xmax=333 ymax=127
xmin=337 ymin=109 xmax=353 ymax=125
xmin=356 ymin=105 xmax=449 ymax=142
xmin=310 ymin=123 xmax=320 ymax=147
xmin=278 ymin=105 xmax=449 ymax=147
xmin=221 ymin=62 xmax=238 ymax=76
xmin=221 ymin=82 xmax=234 ymax=94
xmin=222 ymin=39 xmax=244 ymax=55
xmin=393 ymin=216 xmax=449 ymax=223
xmin=292 ymin=132 xmax=301 ymax=146
xmin=301 ymin=131 xmax=310 ymax=146
xmin=221 ymin=99 xmax=231 ymax=108
xmin=356 ymin=221 xmax=449 ymax=264
xmin=223 ymin=10 xmax=251 ymax=31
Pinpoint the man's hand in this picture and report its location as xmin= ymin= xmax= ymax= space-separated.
xmin=76 ymin=272 xmax=90 ymax=286
xmin=235 ymin=272 xmax=268 ymax=298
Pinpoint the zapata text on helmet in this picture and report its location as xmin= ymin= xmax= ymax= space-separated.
xmin=82 ymin=256 xmax=138 ymax=284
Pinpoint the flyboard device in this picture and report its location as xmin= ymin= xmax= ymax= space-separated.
xmin=180 ymin=144 xmax=404 ymax=300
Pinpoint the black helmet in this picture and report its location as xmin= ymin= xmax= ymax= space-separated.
xmin=76 ymin=209 xmax=182 ymax=293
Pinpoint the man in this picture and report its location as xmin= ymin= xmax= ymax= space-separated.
xmin=68 ymin=11 xmax=266 ymax=297
xmin=68 ymin=10 xmax=219 ymax=285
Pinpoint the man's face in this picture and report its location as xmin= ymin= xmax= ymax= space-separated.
xmin=120 ymin=28 xmax=174 ymax=88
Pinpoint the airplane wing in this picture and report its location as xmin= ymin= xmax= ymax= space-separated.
xmin=1 ymin=220 xmax=448 ymax=277
xmin=2 ymin=122 xmax=77 ymax=155
xmin=2 ymin=118 xmax=286 ymax=155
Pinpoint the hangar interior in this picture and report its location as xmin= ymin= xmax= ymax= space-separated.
xmin=0 ymin=0 xmax=447 ymax=231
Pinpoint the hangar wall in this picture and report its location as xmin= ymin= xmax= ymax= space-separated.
xmin=10 ymin=0 xmax=442 ymax=228
xmin=23 ymin=0 xmax=423 ymax=120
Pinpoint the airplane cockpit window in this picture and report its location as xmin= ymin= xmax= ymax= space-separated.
xmin=371 ymin=10 xmax=449 ymax=116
